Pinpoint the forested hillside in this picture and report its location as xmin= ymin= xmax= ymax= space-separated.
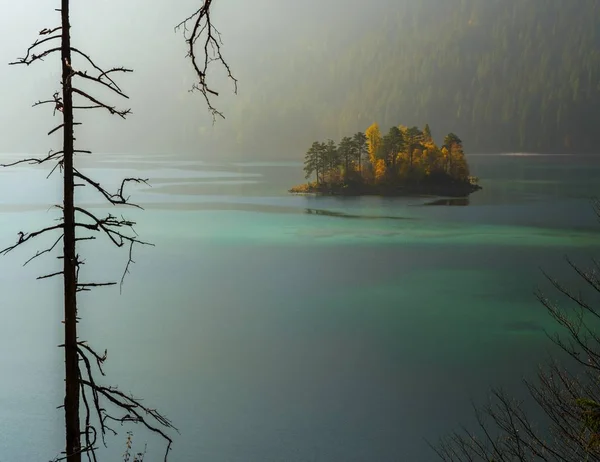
xmin=208 ymin=0 xmax=600 ymax=158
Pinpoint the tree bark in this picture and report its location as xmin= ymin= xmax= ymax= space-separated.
xmin=61 ymin=0 xmax=81 ymax=460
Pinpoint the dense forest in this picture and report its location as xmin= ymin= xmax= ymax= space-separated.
xmin=291 ymin=123 xmax=479 ymax=197
xmin=206 ymin=0 xmax=600 ymax=158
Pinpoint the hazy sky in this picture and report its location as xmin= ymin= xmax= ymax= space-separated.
xmin=0 ymin=0 xmax=253 ymax=158
xmin=1 ymin=0 xmax=394 ymax=159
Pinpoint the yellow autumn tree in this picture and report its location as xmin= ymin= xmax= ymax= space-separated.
xmin=365 ymin=122 xmax=382 ymax=166
xmin=450 ymin=147 xmax=470 ymax=181
xmin=374 ymin=158 xmax=387 ymax=183
xmin=441 ymin=145 xmax=450 ymax=174
xmin=420 ymin=125 xmax=440 ymax=176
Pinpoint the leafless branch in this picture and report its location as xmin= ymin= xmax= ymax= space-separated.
xmin=0 ymin=225 xmax=64 ymax=256
xmin=9 ymin=46 xmax=62 ymax=66
xmin=23 ymin=234 xmax=63 ymax=266
xmin=10 ymin=30 xmax=62 ymax=63
xmin=38 ymin=270 xmax=64 ymax=280
xmin=74 ymin=208 xmax=151 ymax=248
xmin=175 ymin=0 xmax=237 ymax=121
xmin=49 ymin=122 xmax=81 ymax=136
xmin=0 ymin=149 xmax=64 ymax=168
xmin=77 ymin=342 xmax=177 ymax=462
xmin=72 ymin=71 xmax=129 ymax=99
xmin=73 ymin=169 xmax=148 ymax=209
xmin=73 ymin=105 xmax=103 ymax=110
xmin=72 ymin=88 xmax=131 ymax=118
xmin=76 ymin=282 xmax=117 ymax=292
xmin=120 ymin=241 xmax=135 ymax=294
xmin=33 ymin=91 xmax=64 ymax=115
xmin=39 ymin=26 xmax=62 ymax=36
xmin=47 ymin=158 xmax=64 ymax=179
xmin=77 ymin=342 xmax=107 ymax=376
xmin=70 ymin=47 xmax=131 ymax=91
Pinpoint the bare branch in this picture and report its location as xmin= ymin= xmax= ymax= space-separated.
xmin=9 ymin=46 xmax=62 ymax=66
xmin=32 ymin=91 xmax=64 ymax=115
xmin=0 ymin=225 xmax=63 ymax=256
xmin=47 ymin=159 xmax=64 ymax=179
xmin=37 ymin=271 xmax=64 ymax=280
xmin=0 ymin=149 xmax=64 ymax=168
xmin=120 ymin=241 xmax=135 ymax=293
xmin=49 ymin=123 xmax=65 ymax=136
xmin=77 ymin=342 xmax=107 ymax=376
xmin=70 ymin=47 xmax=131 ymax=91
xmin=72 ymin=88 xmax=131 ymax=118
xmin=75 ymin=236 xmax=97 ymax=242
xmin=73 ymin=105 xmax=103 ymax=110
xmin=73 ymin=168 xmax=148 ymax=209
xmin=79 ymin=378 xmax=176 ymax=462
xmin=23 ymin=234 xmax=63 ymax=266
xmin=39 ymin=26 xmax=62 ymax=36
xmin=49 ymin=122 xmax=81 ymax=136
xmin=74 ymin=208 xmax=143 ymax=247
xmin=72 ymin=71 xmax=129 ymax=99
xmin=77 ymin=282 xmax=117 ymax=292
xmin=175 ymin=0 xmax=237 ymax=121
xmin=98 ymin=67 xmax=133 ymax=82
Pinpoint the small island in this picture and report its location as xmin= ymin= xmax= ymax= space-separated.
xmin=290 ymin=123 xmax=481 ymax=198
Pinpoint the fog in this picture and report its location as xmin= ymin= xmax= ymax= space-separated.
xmin=0 ymin=0 xmax=243 ymax=158
xmin=0 ymin=1 xmax=345 ymax=158
xmin=2 ymin=1 xmax=599 ymax=159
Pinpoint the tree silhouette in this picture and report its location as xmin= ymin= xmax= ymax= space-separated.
xmin=4 ymin=1 xmax=236 ymax=461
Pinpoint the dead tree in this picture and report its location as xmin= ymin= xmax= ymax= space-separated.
xmin=4 ymin=1 xmax=235 ymax=461
xmin=433 ymin=200 xmax=600 ymax=461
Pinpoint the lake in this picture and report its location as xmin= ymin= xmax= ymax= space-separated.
xmin=0 ymin=152 xmax=599 ymax=461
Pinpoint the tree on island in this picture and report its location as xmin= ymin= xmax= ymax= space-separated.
xmin=352 ymin=132 xmax=368 ymax=174
xmin=304 ymin=141 xmax=324 ymax=184
xmin=4 ymin=1 xmax=235 ymax=461
xmin=381 ymin=126 xmax=405 ymax=173
xmin=338 ymin=136 xmax=356 ymax=181
xmin=443 ymin=133 xmax=470 ymax=181
xmin=294 ymin=121 xmax=480 ymax=196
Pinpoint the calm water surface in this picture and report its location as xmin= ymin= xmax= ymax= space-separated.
xmin=0 ymin=153 xmax=599 ymax=461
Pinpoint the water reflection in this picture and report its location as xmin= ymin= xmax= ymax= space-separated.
xmin=304 ymin=208 xmax=413 ymax=220
xmin=424 ymin=198 xmax=470 ymax=206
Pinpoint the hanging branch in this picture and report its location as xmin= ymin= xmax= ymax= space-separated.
xmin=175 ymin=0 xmax=237 ymax=120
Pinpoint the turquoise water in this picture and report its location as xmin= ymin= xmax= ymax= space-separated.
xmin=0 ymin=153 xmax=598 ymax=461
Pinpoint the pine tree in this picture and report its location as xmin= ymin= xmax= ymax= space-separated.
xmin=303 ymin=141 xmax=322 ymax=183
xmin=352 ymin=132 xmax=368 ymax=175
xmin=443 ymin=133 xmax=465 ymax=180
xmin=338 ymin=136 xmax=355 ymax=181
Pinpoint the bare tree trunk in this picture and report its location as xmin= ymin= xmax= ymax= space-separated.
xmin=6 ymin=2 xmax=237 ymax=460
xmin=60 ymin=1 xmax=81 ymax=460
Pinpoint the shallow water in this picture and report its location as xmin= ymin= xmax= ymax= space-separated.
xmin=0 ymin=153 xmax=598 ymax=461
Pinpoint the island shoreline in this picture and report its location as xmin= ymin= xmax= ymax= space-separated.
xmin=289 ymin=181 xmax=482 ymax=198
